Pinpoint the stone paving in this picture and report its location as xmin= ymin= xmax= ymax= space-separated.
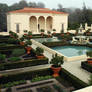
xmin=31 ymin=43 xmax=91 ymax=83
xmin=1 ymin=79 xmax=69 ymax=92
xmin=0 ymin=43 xmax=91 ymax=84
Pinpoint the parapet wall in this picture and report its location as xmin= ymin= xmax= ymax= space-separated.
xmin=31 ymin=39 xmax=87 ymax=62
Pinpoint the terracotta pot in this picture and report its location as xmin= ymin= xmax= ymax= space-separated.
xmin=51 ymin=65 xmax=61 ymax=77
xmin=20 ymin=42 xmax=25 ymax=46
xmin=24 ymin=34 xmax=27 ymax=36
xmin=36 ymin=55 xmax=44 ymax=59
xmin=29 ymin=35 xmax=32 ymax=38
xmin=53 ymin=32 xmax=56 ymax=35
xmin=25 ymin=47 xmax=32 ymax=54
xmin=48 ymin=35 xmax=51 ymax=37
xmin=87 ymin=58 xmax=92 ymax=64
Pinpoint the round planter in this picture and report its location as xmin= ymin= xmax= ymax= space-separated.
xmin=25 ymin=47 xmax=32 ymax=54
xmin=36 ymin=55 xmax=44 ymax=59
xmin=87 ymin=58 xmax=92 ymax=64
xmin=29 ymin=35 xmax=32 ymax=38
xmin=20 ymin=42 xmax=25 ymax=46
xmin=51 ymin=65 xmax=61 ymax=77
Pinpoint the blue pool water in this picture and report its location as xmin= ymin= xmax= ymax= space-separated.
xmin=52 ymin=46 xmax=92 ymax=57
xmin=34 ymin=37 xmax=61 ymax=43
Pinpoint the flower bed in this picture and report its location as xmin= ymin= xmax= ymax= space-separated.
xmin=0 ymin=57 xmax=48 ymax=71
xmin=0 ymin=68 xmax=88 ymax=90
xmin=81 ymin=61 xmax=92 ymax=73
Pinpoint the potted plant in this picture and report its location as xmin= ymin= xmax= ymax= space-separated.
xmin=52 ymin=29 xmax=56 ymax=35
xmin=24 ymin=30 xmax=28 ymax=35
xmin=40 ymin=29 xmax=45 ymax=36
xmin=19 ymin=37 xmax=25 ymax=45
xmin=9 ymin=31 xmax=18 ymax=39
xmin=50 ymin=54 xmax=64 ymax=77
xmin=24 ymin=40 xmax=32 ymax=54
xmin=86 ymin=51 xmax=92 ymax=64
xmin=47 ymin=31 xmax=51 ymax=37
xmin=28 ymin=31 xmax=32 ymax=38
xmin=35 ymin=47 xmax=44 ymax=59
xmin=9 ymin=31 xmax=14 ymax=37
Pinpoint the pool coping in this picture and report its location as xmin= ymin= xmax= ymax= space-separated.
xmin=31 ymin=39 xmax=87 ymax=62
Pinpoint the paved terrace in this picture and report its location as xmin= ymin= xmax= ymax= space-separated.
xmin=31 ymin=43 xmax=91 ymax=83
xmin=0 ymin=41 xmax=91 ymax=84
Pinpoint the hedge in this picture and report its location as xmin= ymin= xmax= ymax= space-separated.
xmin=0 ymin=68 xmax=51 ymax=84
xmin=0 ymin=58 xmax=48 ymax=71
xmin=0 ymin=45 xmax=24 ymax=50
xmin=0 ymin=68 xmax=88 ymax=90
xmin=60 ymin=68 xmax=88 ymax=89
xmin=81 ymin=61 xmax=92 ymax=73
xmin=42 ymin=41 xmax=69 ymax=47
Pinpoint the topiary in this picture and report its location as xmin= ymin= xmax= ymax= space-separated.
xmin=35 ymin=47 xmax=44 ymax=55
xmin=8 ymin=57 xmax=21 ymax=62
xmin=12 ymin=49 xmax=25 ymax=57
xmin=50 ymin=54 xmax=64 ymax=67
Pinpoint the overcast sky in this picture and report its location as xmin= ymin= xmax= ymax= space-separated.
xmin=0 ymin=0 xmax=92 ymax=9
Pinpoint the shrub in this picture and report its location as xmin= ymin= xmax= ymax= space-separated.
xmin=8 ymin=57 xmax=21 ymax=62
xmin=60 ymin=68 xmax=88 ymax=89
xmin=81 ymin=61 xmax=92 ymax=73
xmin=0 ymin=68 xmax=51 ymax=84
xmin=0 ymin=58 xmax=48 ymax=71
xmin=50 ymin=54 xmax=64 ymax=67
xmin=8 ymin=38 xmax=19 ymax=44
xmin=89 ymin=75 xmax=92 ymax=85
xmin=12 ymin=48 xmax=25 ymax=57
xmin=1 ymin=80 xmax=26 ymax=88
xmin=31 ymin=75 xmax=52 ymax=82
xmin=35 ymin=47 xmax=44 ymax=55
xmin=0 ymin=53 xmax=6 ymax=62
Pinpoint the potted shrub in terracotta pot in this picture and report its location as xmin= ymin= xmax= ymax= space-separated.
xmin=19 ymin=37 xmax=25 ymax=46
xmin=40 ymin=29 xmax=45 ymax=36
xmin=24 ymin=40 xmax=32 ymax=54
xmin=9 ymin=31 xmax=18 ymax=39
xmin=24 ymin=30 xmax=28 ymax=35
xmin=47 ymin=31 xmax=51 ymax=37
xmin=50 ymin=54 xmax=64 ymax=77
xmin=35 ymin=47 xmax=44 ymax=59
xmin=9 ymin=31 xmax=14 ymax=38
xmin=52 ymin=29 xmax=56 ymax=35
xmin=86 ymin=51 xmax=92 ymax=64
xmin=28 ymin=31 xmax=32 ymax=38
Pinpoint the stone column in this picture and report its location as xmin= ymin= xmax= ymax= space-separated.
xmin=37 ymin=17 xmax=38 ymax=34
xmin=45 ymin=17 xmax=47 ymax=34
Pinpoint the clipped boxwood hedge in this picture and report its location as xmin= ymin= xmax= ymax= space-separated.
xmin=81 ymin=61 xmax=92 ymax=73
xmin=0 ymin=68 xmax=88 ymax=90
xmin=60 ymin=68 xmax=88 ymax=89
xmin=0 ymin=58 xmax=48 ymax=71
xmin=0 ymin=68 xmax=51 ymax=84
xmin=42 ymin=41 xmax=69 ymax=47
xmin=0 ymin=45 xmax=24 ymax=50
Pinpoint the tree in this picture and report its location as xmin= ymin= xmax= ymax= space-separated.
xmin=37 ymin=2 xmax=45 ymax=8
xmin=0 ymin=4 xmax=9 ymax=32
xmin=28 ymin=2 xmax=37 ymax=8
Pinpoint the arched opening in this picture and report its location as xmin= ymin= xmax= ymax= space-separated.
xmin=29 ymin=16 xmax=37 ymax=33
xmin=46 ymin=16 xmax=53 ymax=31
xmin=38 ymin=16 xmax=45 ymax=32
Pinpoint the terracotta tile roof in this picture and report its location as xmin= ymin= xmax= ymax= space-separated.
xmin=8 ymin=7 xmax=68 ymax=15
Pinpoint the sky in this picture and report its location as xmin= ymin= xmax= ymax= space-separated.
xmin=0 ymin=0 xmax=92 ymax=9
